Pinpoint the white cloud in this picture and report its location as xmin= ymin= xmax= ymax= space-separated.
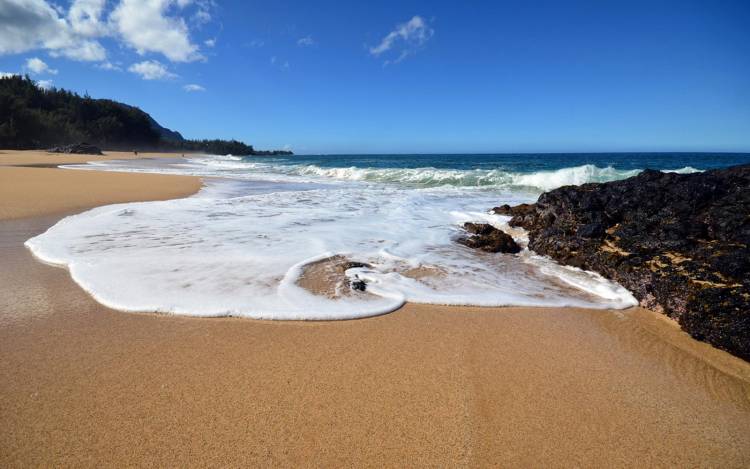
xmin=0 ymin=0 xmax=63 ymax=55
xmin=111 ymin=0 xmax=203 ymax=62
xmin=191 ymin=0 xmax=215 ymax=26
xmin=49 ymin=39 xmax=106 ymax=61
xmin=193 ymin=8 xmax=210 ymax=24
xmin=25 ymin=57 xmax=57 ymax=74
xmin=1 ymin=72 xmax=19 ymax=78
xmin=0 ymin=0 xmax=106 ymax=61
xmin=370 ymin=15 xmax=433 ymax=63
xmin=0 ymin=0 xmax=209 ymax=64
xmin=68 ymin=0 xmax=107 ymax=36
xmin=1 ymin=0 xmax=217 ymax=85
xmin=36 ymin=79 xmax=54 ymax=89
xmin=297 ymin=36 xmax=315 ymax=47
xmin=96 ymin=61 xmax=121 ymax=71
xmin=183 ymin=83 xmax=205 ymax=92
xmin=128 ymin=60 xmax=177 ymax=80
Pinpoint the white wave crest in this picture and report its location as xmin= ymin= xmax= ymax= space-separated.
xmin=274 ymin=163 xmax=698 ymax=191
xmin=76 ymin=155 xmax=703 ymax=193
xmin=664 ymin=166 xmax=701 ymax=174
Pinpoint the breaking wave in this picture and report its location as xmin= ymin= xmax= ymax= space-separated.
xmin=284 ymin=164 xmax=702 ymax=191
xmin=183 ymin=158 xmax=701 ymax=192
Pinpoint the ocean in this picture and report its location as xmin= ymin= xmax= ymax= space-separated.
xmin=26 ymin=152 xmax=750 ymax=319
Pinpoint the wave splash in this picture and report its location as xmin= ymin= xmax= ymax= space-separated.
xmin=185 ymin=157 xmax=701 ymax=192
xmin=287 ymin=163 xmax=702 ymax=190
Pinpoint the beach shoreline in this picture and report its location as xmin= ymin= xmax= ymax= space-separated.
xmin=1 ymin=150 xmax=749 ymax=466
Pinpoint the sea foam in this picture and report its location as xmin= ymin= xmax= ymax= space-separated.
xmin=26 ymin=177 xmax=638 ymax=319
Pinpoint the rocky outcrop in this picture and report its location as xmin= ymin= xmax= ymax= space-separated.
xmin=48 ymin=142 xmax=103 ymax=155
xmin=458 ymin=223 xmax=521 ymax=253
xmin=504 ymin=165 xmax=750 ymax=360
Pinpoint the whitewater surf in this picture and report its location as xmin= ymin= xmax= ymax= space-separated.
xmin=27 ymin=152 xmax=748 ymax=319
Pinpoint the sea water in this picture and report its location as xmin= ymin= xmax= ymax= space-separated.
xmin=25 ymin=153 xmax=750 ymax=319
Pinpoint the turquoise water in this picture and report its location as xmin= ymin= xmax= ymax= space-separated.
xmin=225 ymin=152 xmax=750 ymax=191
xmin=251 ymin=152 xmax=750 ymax=172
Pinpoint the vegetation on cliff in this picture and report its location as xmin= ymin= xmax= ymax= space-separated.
xmin=0 ymin=75 xmax=291 ymax=156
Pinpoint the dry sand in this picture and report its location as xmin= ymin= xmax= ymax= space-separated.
xmin=0 ymin=150 xmax=201 ymax=219
xmin=1 ymin=150 xmax=749 ymax=467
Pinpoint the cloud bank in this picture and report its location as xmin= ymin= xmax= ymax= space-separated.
xmin=0 ymin=0 xmax=106 ymax=61
xmin=0 ymin=0 xmax=212 ymax=68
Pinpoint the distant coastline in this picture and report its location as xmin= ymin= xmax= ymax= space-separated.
xmin=0 ymin=75 xmax=292 ymax=156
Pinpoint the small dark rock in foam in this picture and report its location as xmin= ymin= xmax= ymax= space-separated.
xmin=340 ymin=261 xmax=371 ymax=292
xmin=350 ymin=279 xmax=367 ymax=292
xmin=48 ymin=142 xmax=103 ymax=155
xmin=458 ymin=222 xmax=521 ymax=254
xmin=503 ymin=164 xmax=750 ymax=361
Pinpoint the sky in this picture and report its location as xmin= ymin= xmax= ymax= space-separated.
xmin=1 ymin=0 xmax=749 ymax=154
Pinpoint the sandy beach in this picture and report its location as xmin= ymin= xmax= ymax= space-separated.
xmin=1 ymin=151 xmax=749 ymax=467
xmin=0 ymin=150 xmax=202 ymax=219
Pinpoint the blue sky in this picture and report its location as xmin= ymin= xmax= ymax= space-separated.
xmin=1 ymin=0 xmax=749 ymax=154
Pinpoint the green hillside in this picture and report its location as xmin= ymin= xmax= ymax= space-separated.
xmin=0 ymin=75 xmax=290 ymax=156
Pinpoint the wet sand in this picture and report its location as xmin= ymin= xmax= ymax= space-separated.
xmin=1 ymin=151 xmax=749 ymax=467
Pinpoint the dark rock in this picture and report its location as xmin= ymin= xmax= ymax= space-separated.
xmin=338 ymin=261 xmax=372 ymax=273
xmin=504 ymin=164 xmax=750 ymax=361
xmin=492 ymin=203 xmax=537 ymax=227
xmin=350 ymin=279 xmax=367 ymax=292
xmin=339 ymin=261 xmax=371 ymax=292
xmin=463 ymin=222 xmax=497 ymax=236
xmin=48 ymin=142 xmax=103 ymax=155
xmin=577 ymin=222 xmax=605 ymax=239
xmin=458 ymin=223 xmax=521 ymax=253
xmin=491 ymin=203 xmax=536 ymax=217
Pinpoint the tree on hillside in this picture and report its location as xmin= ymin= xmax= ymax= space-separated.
xmin=0 ymin=75 xmax=288 ymax=155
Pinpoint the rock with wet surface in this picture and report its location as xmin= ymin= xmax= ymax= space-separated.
xmin=458 ymin=222 xmax=521 ymax=254
xmin=504 ymin=164 xmax=750 ymax=361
